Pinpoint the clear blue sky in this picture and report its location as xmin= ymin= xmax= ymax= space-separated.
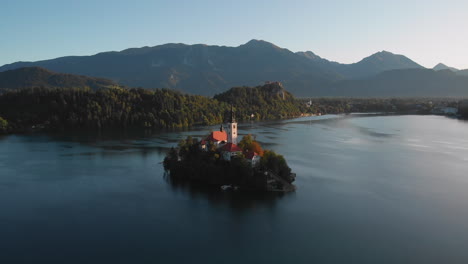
xmin=1 ymin=0 xmax=467 ymax=69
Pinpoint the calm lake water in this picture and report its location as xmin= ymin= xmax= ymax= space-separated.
xmin=1 ymin=115 xmax=468 ymax=263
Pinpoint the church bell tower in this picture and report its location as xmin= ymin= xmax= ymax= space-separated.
xmin=227 ymin=106 xmax=237 ymax=144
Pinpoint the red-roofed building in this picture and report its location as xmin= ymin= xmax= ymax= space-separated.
xmin=220 ymin=143 xmax=242 ymax=152
xmin=201 ymin=125 xmax=228 ymax=151
xmin=207 ymin=131 xmax=227 ymax=142
xmin=199 ymin=139 xmax=207 ymax=151
xmin=244 ymin=151 xmax=261 ymax=166
xmin=221 ymin=143 xmax=242 ymax=161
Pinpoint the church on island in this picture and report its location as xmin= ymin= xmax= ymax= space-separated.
xmin=200 ymin=109 xmax=261 ymax=166
xmin=164 ymin=107 xmax=296 ymax=192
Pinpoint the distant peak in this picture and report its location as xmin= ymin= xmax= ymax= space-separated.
xmin=433 ymin=63 xmax=458 ymax=71
xmin=354 ymin=50 xmax=423 ymax=71
xmin=363 ymin=50 xmax=415 ymax=61
xmin=242 ymin=39 xmax=279 ymax=49
xmin=245 ymin=39 xmax=267 ymax=44
xmin=370 ymin=50 xmax=396 ymax=57
xmin=379 ymin=50 xmax=393 ymax=54
xmin=434 ymin=62 xmax=447 ymax=67
xmin=296 ymin=51 xmax=322 ymax=61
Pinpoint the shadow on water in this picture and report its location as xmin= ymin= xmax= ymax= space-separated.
xmin=47 ymin=128 xmax=180 ymax=143
xmin=59 ymin=147 xmax=170 ymax=158
xmin=354 ymin=125 xmax=394 ymax=138
xmin=284 ymin=114 xmax=395 ymax=138
xmin=164 ymin=174 xmax=289 ymax=212
xmin=37 ymin=129 xmax=191 ymax=157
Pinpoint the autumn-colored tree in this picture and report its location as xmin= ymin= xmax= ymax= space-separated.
xmin=0 ymin=116 xmax=7 ymax=133
xmin=239 ymin=134 xmax=264 ymax=156
xmin=248 ymin=141 xmax=264 ymax=156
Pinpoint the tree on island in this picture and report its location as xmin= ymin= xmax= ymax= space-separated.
xmin=260 ymin=150 xmax=292 ymax=182
xmin=0 ymin=116 xmax=8 ymax=133
xmin=238 ymin=134 xmax=264 ymax=156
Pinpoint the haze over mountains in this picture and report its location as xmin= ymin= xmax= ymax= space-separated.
xmin=1 ymin=39 xmax=467 ymax=97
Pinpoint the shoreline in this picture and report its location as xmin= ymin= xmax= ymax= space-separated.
xmin=1 ymin=111 xmax=466 ymax=136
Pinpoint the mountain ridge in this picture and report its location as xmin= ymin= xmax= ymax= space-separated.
xmin=0 ymin=40 xmax=426 ymax=96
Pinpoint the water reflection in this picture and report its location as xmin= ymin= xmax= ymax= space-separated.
xmin=164 ymin=175 xmax=286 ymax=212
xmin=3 ymin=115 xmax=468 ymax=263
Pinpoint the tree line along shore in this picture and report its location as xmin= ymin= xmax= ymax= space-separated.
xmin=1 ymin=82 xmax=467 ymax=134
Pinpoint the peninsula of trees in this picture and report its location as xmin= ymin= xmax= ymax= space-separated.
xmin=0 ymin=81 xmax=308 ymax=134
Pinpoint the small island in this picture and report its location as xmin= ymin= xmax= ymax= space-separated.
xmin=163 ymin=109 xmax=296 ymax=192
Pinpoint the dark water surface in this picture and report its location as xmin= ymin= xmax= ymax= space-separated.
xmin=1 ymin=115 xmax=468 ymax=263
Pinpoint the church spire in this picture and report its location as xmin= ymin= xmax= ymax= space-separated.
xmin=227 ymin=105 xmax=238 ymax=144
xmin=228 ymin=105 xmax=236 ymax=123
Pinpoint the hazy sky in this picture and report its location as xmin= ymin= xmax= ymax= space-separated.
xmin=1 ymin=0 xmax=467 ymax=69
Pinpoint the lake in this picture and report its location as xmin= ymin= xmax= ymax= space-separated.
xmin=1 ymin=114 xmax=468 ymax=264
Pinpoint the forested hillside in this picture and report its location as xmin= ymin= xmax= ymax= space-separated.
xmin=0 ymin=67 xmax=118 ymax=91
xmin=0 ymin=87 xmax=227 ymax=132
xmin=0 ymin=83 xmax=308 ymax=133
xmin=214 ymin=82 xmax=307 ymax=120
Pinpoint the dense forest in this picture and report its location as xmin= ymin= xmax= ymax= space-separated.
xmin=0 ymin=82 xmax=309 ymax=134
xmin=0 ymin=81 xmax=466 ymax=134
xmin=0 ymin=87 xmax=227 ymax=133
xmin=214 ymin=82 xmax=308 ymax=120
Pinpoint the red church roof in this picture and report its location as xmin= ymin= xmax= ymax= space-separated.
xmin=207 ymin=131 xmax=227 ymax=142
xmin=221 ymin=143 xmax=242 ymax=152
xmin=244 ymin=151 xmax=259 ymax=159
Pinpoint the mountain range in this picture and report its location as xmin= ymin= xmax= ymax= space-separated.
xmin=1 ymin=39 xmax=467 ymax=97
